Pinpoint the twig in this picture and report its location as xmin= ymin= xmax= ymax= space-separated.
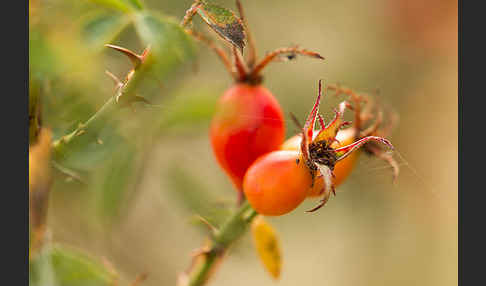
xmin=235 ymin=0 xmax=257 ymax=68
xmin=179 ymin=200 xmax=258 ymax=286
xmin=51 ymin=45 xmax=150 ymax=159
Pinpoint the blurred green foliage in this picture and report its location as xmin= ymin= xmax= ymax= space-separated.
xmin=30 ymin=245 xmax=114 ymax=286
xmin=29 ymin=0 xmax=457 ymax=285
xmin=29 ymin=0 xmax=213 ymax=283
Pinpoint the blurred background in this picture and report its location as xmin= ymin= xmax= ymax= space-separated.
xmin=30 ymin=0 xmax=457 ymax=285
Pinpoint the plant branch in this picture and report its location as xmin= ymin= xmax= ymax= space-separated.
xmin=51 ymin=45 xmax=151 ymax=160
xmin=179 ymin=200 xmax=258 ymax=286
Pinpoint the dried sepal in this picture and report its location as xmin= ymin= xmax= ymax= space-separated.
xmin=365 ymin=143 xmax=400 ymax=183
xmin=232 ymin=46 xmax=249 ymax=81
xmin=305 ymin=163 xmax=334 ymax=212
xmin=306 ymin=186 xmax=332 ymax=213
xmin=235 ymin=0 xmax=257 ymax=67
xmin=327 ymin=84 xmax=400 ymax=183
xmin=301 ymin=79 xmax=323 ymax=161
xmin=313 ymin=101 xmax=347 ymax=143
xmin=298 ymin=81 xmax=396 ymax=212
xmin=333 ymin=136 xmax=393 ymax=161
xmin=250 ymin=47 xmax=324 ymax=79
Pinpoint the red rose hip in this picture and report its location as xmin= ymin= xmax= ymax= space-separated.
xmin=210 ymin=84 xmax=285 ymax=191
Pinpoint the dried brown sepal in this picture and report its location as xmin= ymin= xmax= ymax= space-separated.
xmin=251 ymin=47 xmax=324 ymax=80
xmin=235 ymin=0 xmax=257 ymax=67
xmin=306 ymin=190 xmax=332 ymax=212
xmin=232 ymin=46 xmax=249 ymax=81
xmin=299 ymin=81 xmax=395 ymax=213
xmin=181 ymin=1 xmax=202 ymax=28
xmin=365 ymin=144 xmax=400 ymax=183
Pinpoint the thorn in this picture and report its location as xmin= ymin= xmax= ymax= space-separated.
xmin=140 ymin=45 xmax=151 ymax=62
xmin=345 ymin=102 xmax=354 ymax=110
xmin=105 ymin=70 xmax=123 ymax=88
xmin=190 ymin=245 xmax=211 ymax=258
xmin=130 ymin=272 xmax=148 ymax=286
xmin=105 ymin=44 xmax=143 ymax=69
xmin=129 ymin=104 xmax=136 ymax=114
xmin=101 ymin=256 xmax=119 ymax=278
xmin=132 ymin=95 xmax=151 ymax=105
xmin=194 ymin=214 xmax=218 ymax=234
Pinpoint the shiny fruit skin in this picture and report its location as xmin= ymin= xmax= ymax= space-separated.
xmin=243 ymin=150 xmax=312 ymax=216
xmin=280 ymin=128 xmax=360 ymax=196
xmin=210 ymin=84 xmax=285 ymax=192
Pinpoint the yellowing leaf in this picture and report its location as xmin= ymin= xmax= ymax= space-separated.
xmin=251 ymin=215 xmax=281 ymax=279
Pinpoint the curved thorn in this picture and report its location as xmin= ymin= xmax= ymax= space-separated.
xmin=105 ymin=70 xmax=123 ymax=88
xmin=105 ymin=44 xmax=142 ymax=69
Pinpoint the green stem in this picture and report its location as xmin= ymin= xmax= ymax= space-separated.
xmin=51 ymin=97 xmax=116 ymax=157
xmin=51 ymin=46 xmax=152 ymax=160
xmin=183 ymin=200 xmax=258 ymax=286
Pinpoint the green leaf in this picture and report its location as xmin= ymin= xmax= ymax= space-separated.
xmin=29 ymin=28 xmax=59 ymax=80
xmin=30 ymin=245 xmax=115 ymax=286
xmin=133 ymin=11 xmax=195 ymax=76
xmin=88 ymin=0 xmax=143 ymax=12
xmin=197 ymin=1 xmax=245 ymax=52
xmin=80 ymin=11 xmax=131 ymax=51
xmin=122 ymin=11 xmax=195 ymax=99
xmin=92 ymin=140 xmax=137 ymax=222
xmin=126 ymin=0 xmax=144 ymax=10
